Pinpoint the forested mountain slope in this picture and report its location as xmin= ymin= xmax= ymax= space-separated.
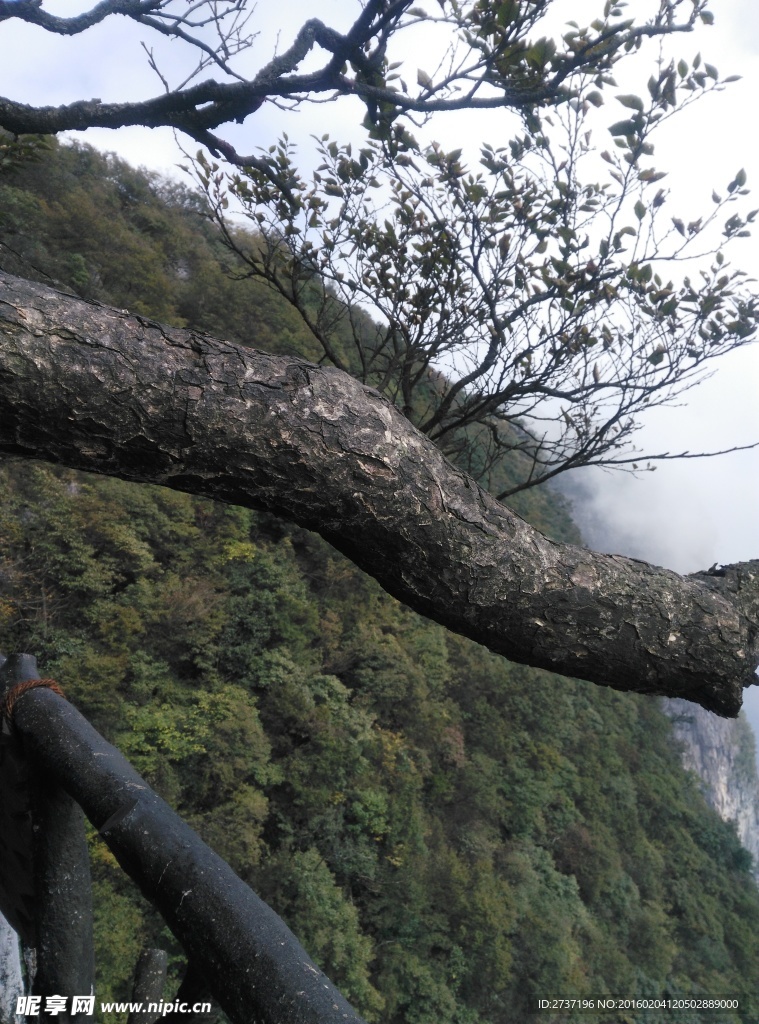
xmin=1 ymin=139 xmax=758 ymax=1024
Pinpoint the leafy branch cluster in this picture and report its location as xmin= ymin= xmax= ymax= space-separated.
xmin=1 ymin=1 xmax=756 ymax=494
xmin=193 ymin=41 xmax=757 ymax=495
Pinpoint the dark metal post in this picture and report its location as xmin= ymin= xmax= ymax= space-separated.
xmin=127 ymin=949 xmax=168 ymax=1024
xmin=0 ymin=655 xmax=95 ymax=1023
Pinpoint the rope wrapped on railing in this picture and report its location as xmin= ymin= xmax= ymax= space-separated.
xmin=1 ymin=678 xmax=67 ymax=724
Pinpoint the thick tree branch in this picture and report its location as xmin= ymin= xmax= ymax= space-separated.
xmin=0 ymin=0 xmax=159 ymax=35
xmin=0 ymin=3 xmax=710 ymax=141
xmin=0 ymin=10 xmax=388 ymax=137
xmin=0 ymin=270 xmax=756 ymax=716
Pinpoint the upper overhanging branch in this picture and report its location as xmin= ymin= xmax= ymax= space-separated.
xmin=0 ymin=270 xmax=756 ymax=716
xmin=0 ymin=1 xmax=713 ymax=150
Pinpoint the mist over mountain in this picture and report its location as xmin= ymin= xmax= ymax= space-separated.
xmin=559 ymin=466 xmax=759 ymax=776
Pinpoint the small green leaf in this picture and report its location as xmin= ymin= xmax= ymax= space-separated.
xmin=617 ymin=93 xmax=644 ymax=111
xmin=496 ymin=0 xmax=519 ymax=26
xmin=638 ymin=168 xmax=666 ymax=183
xmin=609 ymin=119 xmax=640 ymax=136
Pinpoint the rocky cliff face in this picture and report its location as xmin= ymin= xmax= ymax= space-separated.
xmin=666 ymin=699 xmax=759 ymax=880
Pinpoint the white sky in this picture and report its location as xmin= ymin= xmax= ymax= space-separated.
xmin=1 ymin=0 xmax=758 ymax=720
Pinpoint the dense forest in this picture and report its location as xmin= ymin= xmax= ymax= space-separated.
xmin=1 ymin=137 xmax=759 ymax=1024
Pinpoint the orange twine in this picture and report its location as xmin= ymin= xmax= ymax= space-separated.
xmin=1 ymin=678 xmax=66 ymax=723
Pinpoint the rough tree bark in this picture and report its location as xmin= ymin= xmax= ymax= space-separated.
xmin=0 ymin=270 xmax=756 ymax=716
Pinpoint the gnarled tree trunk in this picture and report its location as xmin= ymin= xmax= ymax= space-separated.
xmin=0 ymin=271 xmax=757 ymax=715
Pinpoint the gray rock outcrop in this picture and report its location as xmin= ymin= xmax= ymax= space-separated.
xmin=666 ymin=698 xmax=759 ymax=881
